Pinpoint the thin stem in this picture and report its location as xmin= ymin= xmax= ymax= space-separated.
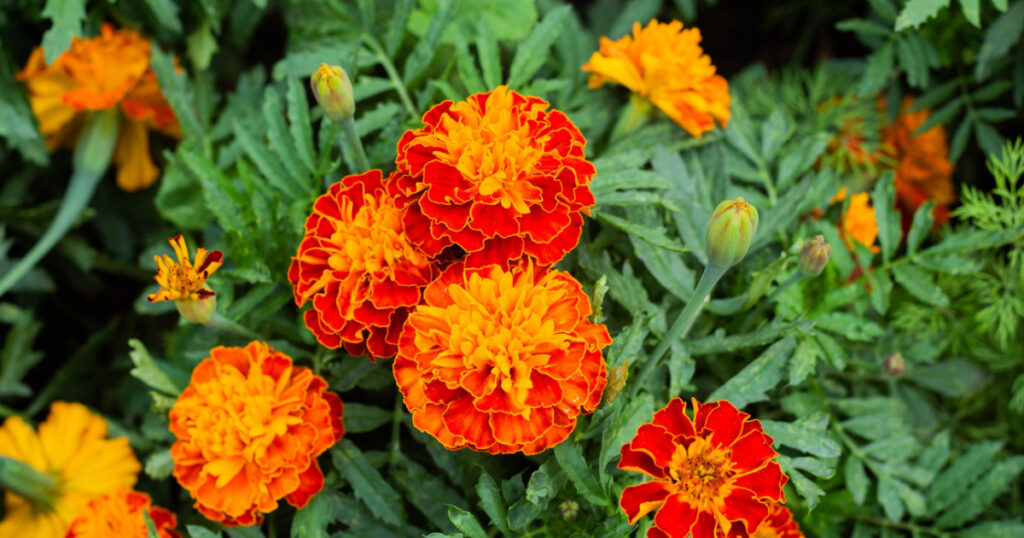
xmin=388 ymin=393 xmax=404 ymax=470
xmin=0 ymin=456 xmax=57 ymax=508
xmin=339 ymin=115 xmax=371 ymax=173
xmin=631 ymin=263 xmax=729 ymax=397
xmin=363 ymin=34 xmax=417 ymax=117
xmin=207 ymin=312 xmax=262 ymax=340
xmin=765 ymin=272 xmax=805 ymax=303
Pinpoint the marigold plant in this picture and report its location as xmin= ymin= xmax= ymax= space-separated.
xmin=394 ymin=261 xmax=611 ymax=454
xmin=289 ymin=169 xmax=438 ymax=359
xmin=168 ymin=341 xmax=344 ymax=526
xmin=0 ymin=402 xmax=140 ymax=538
xmin=618 ymin=398 xmax=788 ymax=538
xmin=582 ymin=19 xmax=730 ymax=137
xmin=390 ymin=85 xmax=596 ymax=268
xmin=66 ymin=489 xmax=179 ymax=538
xmin=17 ymin=24 xmax=180 ymax=191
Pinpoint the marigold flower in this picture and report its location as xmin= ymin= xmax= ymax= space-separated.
xmin=746 ymin=502 xmax=803 ymax=538
xmin=391 ymin=85 xmax=596 ymax=268
xmin=169 ymin=341 xmax=343 ymax=526
xmin=880 ymin=97 xmax=955 ymax=227
xmin=618 ymin=398 xmax=787 ymax=538
xmin=66 ymin=489 xmax=178 ymax=538
xmin=582 ymin=19 xmax=730 ymax=137
xmin=837 ymin=190 xmax=880 ymax=253
xmin=289 ymin=170 xmax=438 ymax=359
xmin=0 ymin=402 xmax=140 ymax=538
xmin=17 ymin=24 xmax=181 ymax=191
xmin=394 ymin=261 xmax=611 ymax=454
xmin=148 ymin=234 xmax=223 ymax=303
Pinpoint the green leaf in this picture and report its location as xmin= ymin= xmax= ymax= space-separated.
xmin=776 ymin=134 xmax=830 ymax=189
xmin=554 ymin=442 xmax=610 ymax=507
xmin=788 ymin=337 xmax=820 ymax=386
xmin=476 ymin=30 xmax=502 ymax=90
xmin=263 ymin=87 xmax=308 ymax=189
xmin=787 ymin=467 xmax=826 ymax=509
xmin=127 ymin=339 xmax=181 ymax=396
xmin=762 ymin=413 xmax=842 ymax=459
xmin=402 ymin=0 xmax=456 ymax=84
xmin=595 ymin=212 xmax=688 ymax=253
xmin=909 ymin=79 xmax=958 ymax=110
xmin=959 ymin=0 xmax=981 ymax=26
xmin=151 ymin=45 xmax=207 ymax=150
xmin=331 ymin=440 xmax=405 ymax=526
xmin=689 ymin=320 xmax=814 ymax=356
xmin=936 ymin=456 xmax=1024 ymax=528
xmin=760 ymin=109 xmax=792 ymax=161
xmin=897 ymin=34 xmax=929 ymax=88
xmin=927 ymin=441 xmax=1002 ymax=515
xmin=708 ymin=336 xmax=794 ymax=408
xmin=867 ymin=268 xmax=893 ymax=315
xmin=745 ymin=256 xmax=788 ymax=308
xmin=476 ymin=473 xmax=511 ymax=536
xmin=291 ymin=493 xmax=337 ymax=538
xmin=186 ymin=525 xmax=223 ymax=538
xmin=975 ymin=0 xmax=1024 ymax=79
xmin=186 ymin=22 xmax=217 ymax=71
xmin=233 ymin=118 xmax=305 ymax=200
xmin=144 ymin=0 xmax=183 ymax=34
xmin=891 ymin=263 xmax=949 ymax=307
xmin=409 ymin=0 xmax=538 ymax=44
xmin=386 ymin=0 xmax=414 ymax=57
xmin=448 ymin=506 xmax=487 ymax=538
xmin=506 ymin=5 xmax=571 ymax=89
xmin=286 ymin=76 xmax=317 ymax=176
xmin=913 ymin=98 xmax=963 ymax=135
xmin=815 ymin=312 xmax=885 ymax=341
xmin=41 ymin=0 xmax=85 ymax=63
xmin=144 ymin=511 xmax=160 ymax=538
xmin=975 ymin=120 xmax=1006 ymax=156
xmin=846 ymin=457 xmax=870 ymax=504
xmin=894 ymin=0 xmax=949 ymax=30
xmin=961 ymin=520 xmax=1024 ymax=538
xmin=343 ymin=403 xmax=393 ymax=433
xmin=858 ymin=42 xmax=895 ymax=97
xmin=905 ymin=201 xmax=935 ymax=255
xmin=836 ymin=18 xmax=894 ymax=36
xmin=907 ymin=358 xmax=986 ymax=397
xmin=144 ymin=449 xmax=174 ymax=480
xmin=872 ymin=172 xmax=901 ymax=263
xmin=0 ymin=50 xmax=48 ymax=164
xmin=877 ymin=475 xmax=905 ymax=521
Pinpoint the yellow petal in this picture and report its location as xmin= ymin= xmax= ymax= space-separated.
xmin=112 ymin=119 xmax=159 ymax=191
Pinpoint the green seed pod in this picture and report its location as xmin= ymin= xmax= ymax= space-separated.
xmin=310 ymin=63 xmax=355 ymax=121
xmin=799 ymin=235 xmax=831 ymax=277
xmin=705 ymin=198 xmax=759 ymax=269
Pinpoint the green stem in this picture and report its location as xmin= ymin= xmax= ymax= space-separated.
xmin=388 ymin=393 xmax=404 ymax=470
xmin=764 ymin=272 xmax=805 ymax=303
xmin=339 ymin=115 xmax=371 ymax=173
xmin=609 ymin=95 xmax=653 ymax=142
xmin=207 ymin=312 xmax=262 ymax=340
xmin=363 ymin=34 xmax=417 ymax=117
xmin=631 ymin=263 xmax=728 ymax=397
xmin=0 ymin=456 xmax=58 ymax=508
xmin=0 ymin=110 xmax=119 ymax=298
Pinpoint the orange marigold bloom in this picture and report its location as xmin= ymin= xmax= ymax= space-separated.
xmin=618 ymin=398 xmax=787 ymax=538
xmin=289 ymin=170 xmax=438 ymax=359
xmin=582 ymin=19 xmax=730 ymax=137
xmin=391 ymin=85 xmax=596 ymax=268
xmin=880 ymin=97 xmax=955 ymax=227
xmin=745 ymin=502 xmax=803 ymax=538
xmin=17 ymin=24 xmax=181 ymax=191
xmin=147 ymin=234 xmax=223 ymax=303
xmin=836 ymin=190 xmax=880 ymax=253
xmin=394 ymin=261 xmax=611 ymax=454
xmin=169 ymin=341 xmax=344 ymax=527
xmin=0 ymin=402 xmax=140 ymax=538
xmin=66 ymin=489 xmax=179 ymax=538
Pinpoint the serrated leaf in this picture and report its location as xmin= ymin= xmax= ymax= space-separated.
xmin=343 ymin=403 xmax=393 ymax=433
xmin=476 ymin=473 xmax=511 ymax=535
xmin=448 ymin=506 xmax=487 ymax=538
xmin=554 ymin=442 xmax=610 ymax=506
xmin=897 ymin=34 xmax=928 ymax=88
xmin=836 ymin=18 xmax=894 ymax=36
xmin=959 ymin=0 xmax=981 ymax=26
xmin=859 ymin=42 xmax=895 ymax=97
xmin=151 ymin=45 xmax=206 ymax=150
xmin=708 ymin=336 xmax=794 ymax=408
xmin=595 ymin=212 xmax=688 ymax=253
xmin=936 ymin=456 xmax=1024 ymax=528
xmin=927 ymin=441 xmax=1002 ymax=515
xmin=891 ymin=263 xmax=949 ymax=307
xmin=403 ymin=0 xmax=456 ymax=84
xmin=233 ymin=118 xmax=305 ymax=200
xmin=286 ymin=76 xmax=317 ymax=175
xmin=905 ymin=201 xmax=935 ymax=255
xmin=907 ymin=358 xmax=986 ymax=397
xmin=788 ymin=467 xmax=826 ymax=509
xmin=187 ymin=525 xmax=223 ymax=538
xmin=867 ymin=268 xmax=893 ymax=315
xmin=974 ymin=120 xmax=1006 ymax=156
xmin=746 ymin=256 xmax=788 ymax=308
xmin=144 ymin=449 xmax=174 ymax=480
xmin=975 ymin=0 xmax=1024 ymax=80
xmin=762 ymin=414 xmax=842 ymax=458
xmin=262 ymin=87 xmax=307 ymax=188
xmin=145 ymin=0 xmax=183 ymax=34
xmin=877 ymin=475 xmax=905 ymax=521
xmin=910 ymin=79 xmax=958 ymax=110
xmin=787 ymin=337 xmax=819 ymax=386
xmin=292 ymin=493 xmax=336 ymax=538
xmin=476 ymin=30 xmax=502 ymax=90
xmin=815 ymin=312 xmax=885 ymax=341
xmin=331 ymin=440 xmax=404 ymax=526
xmin=760 ymin=109 xmax=792 ymax=161
xmin=872 ymin=172 xmax=901 ymax=262
xmin=895 ymin=0 xmax=949 ymax=30
xmin=846 ymin=457 xmax=870 ymax=504
xmin=506 ymin=5 xmax=571 ymax=89
xmin=913 ymin=98 xmax=963 ymax=135
xmin=689 ymin=320 xmax=814 ymax=356
xmin=128 ymin=339 xmax=181 ymax=396
xmin=41 ymin=0 xmax=85 ymax=63
xmin=961 ymin=520 xmax=1024 ymax=537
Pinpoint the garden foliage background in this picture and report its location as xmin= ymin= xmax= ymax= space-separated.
xmin=1 ymin=0 xmax=1024 ymax=537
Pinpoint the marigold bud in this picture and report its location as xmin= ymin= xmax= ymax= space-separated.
xmin=311 ymin=63 xmax=354 ymax=121
xmin=705 ymin=198 xmax=758 ymax=269
xmin=799 ymin=235 xmax=831 ymax=277
xmin=884 ymin=353 xmax=906 ymax=376
xmin=175 ymin=296 xmax=216 ymax=324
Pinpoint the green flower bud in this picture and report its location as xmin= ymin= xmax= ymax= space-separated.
xmin=175 ymin=296 xmax=217 ymax=325
xmin=883 ymin=353 xmax=906 ymax=377
xmin=310 ymin=63 xmax=355 ymax=121
xmin=705 ymin=198 xmax=758 ymax=269
xmin=799 ymin=235 xmax=831 ymax=277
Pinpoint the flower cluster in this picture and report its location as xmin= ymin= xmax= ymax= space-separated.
xmin=0 ymin=402 xmax=140 ymax=538
xmin=618 ymin=398 xmax=791 ymax=538
xmin=168 ymin=341 xmax=344 ymax=526
xmin=67 ymin=489 xmax=179 ymax=538
xmin=582 ymin=19 xmax=731 ymax=137
xmin=18 ymin=24 xmax=180 ymax=191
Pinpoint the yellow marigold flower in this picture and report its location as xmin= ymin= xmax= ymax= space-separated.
xmin=840 ymin=191 xmax=880 ymax=253
xmin=582 ymin=19 xmax=730 ymax=137
xmin=147 ymin=234 xmax=223 ymax=302
xmin=67 ymin=489 xmax=179 ymax=538
xmin=17 ymin=24 xmax=181 ymax=191
xmin=169 ymin=341 xmax=344 ymax=526
xmin=0 ymin=402 xmax=140 ymax=538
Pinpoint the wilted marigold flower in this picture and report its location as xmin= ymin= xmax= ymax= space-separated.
xmin=618 ymin=398 xmax=787 ymax=538
xmin=880 ymin=97 xmax=955 ymax=227
xmin=0 ymin=402 xmax=140 ymax=538
xmin=17 ymin=24 xmax=181 ymax=191
xmin=66 ymin=489 xmax=178 ymax=538
xmin=582 ymin=19 xmax=730 ymax=137
xmin=169 ymin=341 xmax=344 ymax=526
xmin=394 ymin=261 xmax=611 ymax=454
xmin=391 ymin=85 xmax=596 ymax=268
xmin=289 ymin=170 xmax=438 ymax=359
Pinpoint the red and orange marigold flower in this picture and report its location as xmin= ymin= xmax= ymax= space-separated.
xmin=66 ymin=489 xmax=179 ymax=538
xmin=582 ymin=19 xmax=730 ymax=138
xmin=394 ymin=261 xmax=611 ymax=454
xmin=391 ymin=85 xmax=596 ymax=268
xmin=289 ymin=170 xmax=438 ymax=359
xmin=18 ymin=24 xmax=181 ymax=191
xmin=618 ymin=398 xmax=788 ymax=538
xmin=169 ymin=341 xmax=344 ymax=526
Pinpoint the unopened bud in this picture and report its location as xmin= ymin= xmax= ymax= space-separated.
xmin=799 ymin=235 xmax=831 ymax=277
xmin=883 ymin=353 xmax=906 ymax=376
xmin=175 ymin=296 xmax=217 ymax=325
xmin=705 ymin=198 xmax=758 ymax=269
xmin=311 ymin=64 xmax=355 ymax=121
xmin=602 ymin=361 xmax=629 ymax=406
xmin=0 ymin=456 xmax=58 ymax=509
xmin=559 ymin=500 xmax=579 ymax=520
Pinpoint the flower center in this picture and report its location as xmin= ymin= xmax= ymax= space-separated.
xmin=325 ymin=192 xmax=430 ymax=279
xmin=427 ymin=87 xmax=547 ymax=214
xmin=666 ymin=436 xmax=735 ymax=508
xmin=166 ymin=264 xmax=202 ymax=296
